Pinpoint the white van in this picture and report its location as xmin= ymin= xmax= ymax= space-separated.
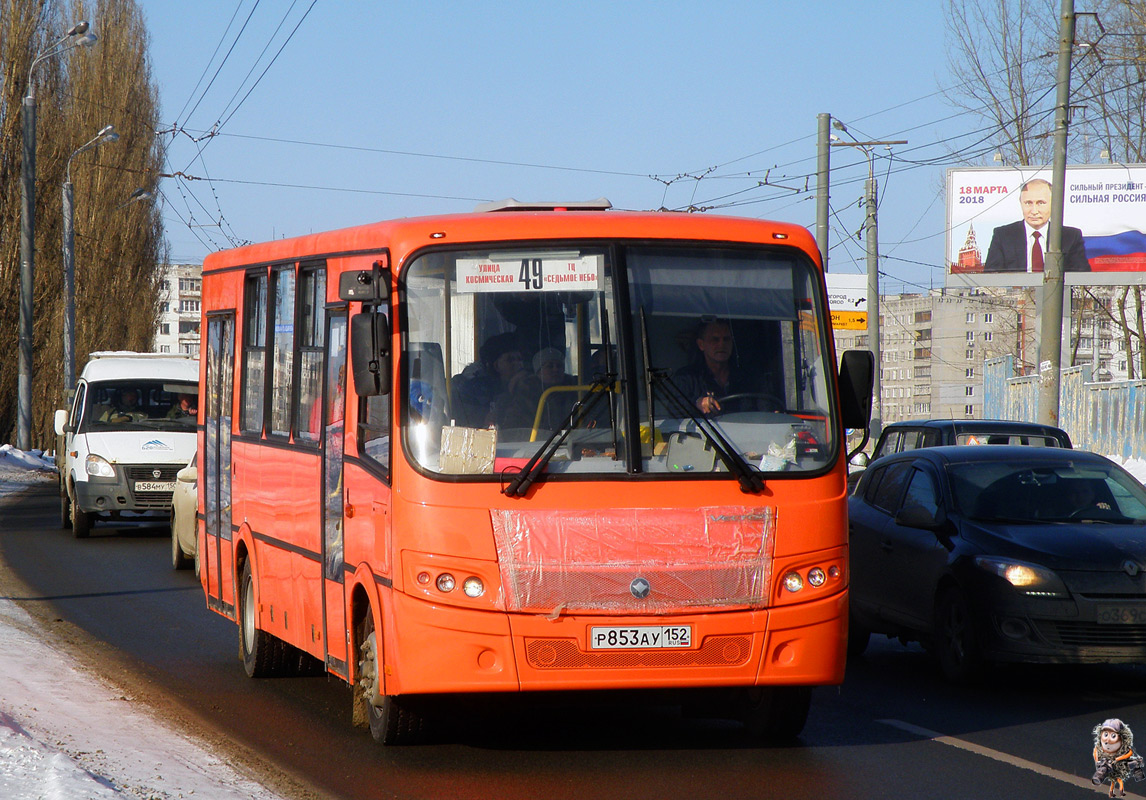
xmin=54 ymin=352 xmax=199 ymax=538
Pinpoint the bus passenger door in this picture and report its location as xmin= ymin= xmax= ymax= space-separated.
xmin=204 ymin=313 xmax=237 ymax=617
xmin=322 ymin=311 xmax=349 ymax=672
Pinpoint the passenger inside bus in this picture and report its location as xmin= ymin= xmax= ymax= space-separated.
xmin=449 ymin=332 xmax=525 ymax=428
xmin=672 ymin=317 xmax=778 ymax=415
xmin=493 ymin=346 xmax=578 ymax=431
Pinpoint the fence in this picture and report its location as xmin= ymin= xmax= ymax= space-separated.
xmin=983 ymin=355 xmax=1146 ymax=461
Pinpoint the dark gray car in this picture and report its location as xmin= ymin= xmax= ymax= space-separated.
xmin=848 ymin=446 xmax=1146 ymax=682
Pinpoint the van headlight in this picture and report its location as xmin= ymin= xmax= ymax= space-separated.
xmin=85 ymin=454 xmax=116 ymax=478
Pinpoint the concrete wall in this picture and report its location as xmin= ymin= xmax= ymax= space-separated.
xmin=983 ymin=355 xmax=1146 ymax=460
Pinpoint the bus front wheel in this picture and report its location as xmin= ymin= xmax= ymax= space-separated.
xmin=741 ymin=686 xmax=811 ymax=742
xmin=355 ymin=612 xmax=425 ymax=745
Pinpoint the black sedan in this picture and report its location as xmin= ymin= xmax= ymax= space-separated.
xmin=847 ymin=446 xmax=1146 ymax=681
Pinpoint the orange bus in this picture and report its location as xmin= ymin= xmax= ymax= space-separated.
xmin=197 ymin=199 xmax=873 ymax=744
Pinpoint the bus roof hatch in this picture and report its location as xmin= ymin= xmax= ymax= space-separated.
xmin=473 ymin=197 xmax=613 ymax=213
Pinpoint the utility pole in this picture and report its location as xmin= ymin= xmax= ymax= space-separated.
xmin=1037 ymin=0 xmax=1075 ymax=426
xmin=816 ymin=113 xmax=831 ymax=269
xmin=831 ymin=131 xmax=907 ymax=442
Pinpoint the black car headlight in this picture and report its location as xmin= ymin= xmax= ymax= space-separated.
xmin=973 ymin=556 xmax=1070 ymax=598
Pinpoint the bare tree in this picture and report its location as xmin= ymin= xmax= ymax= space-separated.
xmin=943 ymin=0 xmax=1062 ymax=166
xmin=0 ymin=0 xmax=165 ymax=449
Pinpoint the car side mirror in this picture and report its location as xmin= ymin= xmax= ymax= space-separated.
xmin=54 ymin=409 xmax=70 ymax=436
xmin=850 ymin=452 xmax=869 ymax=467
xmin=177 ymin=465 xmax=197 ymax=483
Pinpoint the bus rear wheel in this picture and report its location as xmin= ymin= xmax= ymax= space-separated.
xmin=741 ymin=686 xmax=811 ymax=743
xmin=239 ymin=561 xmax=284 ymax=677
xmin=355 ymin=612 xmax=425 ymax=745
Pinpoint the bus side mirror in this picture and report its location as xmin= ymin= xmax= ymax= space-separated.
xmin=351 ymin=312 xmax=391 ymax=397
xmin=838 ymin=349 xmax=874 ymax=431
xmin=54 ymin=408 xmax=70 ymax=436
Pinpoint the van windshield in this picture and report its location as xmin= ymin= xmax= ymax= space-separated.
xmin=79 ymin=381 xmax=199 ymax=433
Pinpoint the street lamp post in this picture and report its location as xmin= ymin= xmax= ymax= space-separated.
xmin=17 ymin=21 xmax=97 ymax=450
xmin=63 ymin=125 xmax=119 ymax=394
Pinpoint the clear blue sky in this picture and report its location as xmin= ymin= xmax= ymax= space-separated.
xmin=138 ymin=1 xmax=984 ymax=292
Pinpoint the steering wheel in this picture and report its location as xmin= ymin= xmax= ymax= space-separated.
xmin=714 ymin=392 xmax=783 ymax=413
xmin=1068 ymin=503 xmax=1111 ymax=519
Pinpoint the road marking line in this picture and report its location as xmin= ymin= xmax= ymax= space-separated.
xmin=879 ymin=718 xmax=1142 ymax=797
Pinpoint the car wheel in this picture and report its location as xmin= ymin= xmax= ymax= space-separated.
xmin=847 ymin=609 xmax=871 ymax=658
xmin=354 ymin=612 xmax=425 ymax=745
xmin=239 ymin=560 xmax=284 ymax=678
xmin=934 ymin=587 xmax=980 ymax=683
xmin=71 ymin=494 xmax=91 ymax=539
xmin=171 ymin=513 xmax=191 ymax=570
xmin=741 ymin=686 xmax=811 ymax=742
xmin=60 ymin=486 xmax=72 ymax=530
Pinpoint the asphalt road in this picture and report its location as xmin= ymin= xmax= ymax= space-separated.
xmin=3 ymin=483 xmax=1145 ymax=800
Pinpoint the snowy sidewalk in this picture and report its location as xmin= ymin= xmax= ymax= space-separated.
xmin=0 ymin=446 xmax=293 ymax=800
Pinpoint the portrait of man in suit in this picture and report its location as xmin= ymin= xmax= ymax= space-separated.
xmin=983 ymin=178 xmax=1090 ymax=273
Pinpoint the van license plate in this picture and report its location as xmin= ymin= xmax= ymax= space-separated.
xmin=135 ymin=481 xmax=175 ymax=493
xmin=590 ymin=625 xmax=691 ymax=649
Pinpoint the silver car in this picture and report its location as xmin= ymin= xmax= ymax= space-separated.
xmin=170 ymin=452 xmax=198 ymax=573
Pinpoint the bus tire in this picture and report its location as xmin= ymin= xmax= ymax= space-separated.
xmin=741 ymin=686 xmax=811 ymax=743
xmin=71 ymin=497 xmax=92 ymax=539
xmin=355 ymin=613 xmax=425 ymax=745
xmin=239 ymin=561 xmax=282 ymax=678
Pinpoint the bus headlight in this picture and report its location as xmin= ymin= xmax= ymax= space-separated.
xmin=435 ymin=573 xmax=456 ymax=593
xmin=85 ymin=454 xmax=116 ymax=478
xmin=783 ymin=572 xmax=804 ymax=593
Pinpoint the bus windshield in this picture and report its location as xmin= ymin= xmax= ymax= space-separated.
xmin=402 ymin=243 xmax=836 ymax=479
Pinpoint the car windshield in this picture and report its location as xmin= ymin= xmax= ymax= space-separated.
xmin=79 ymin=380 xmax=199 ymax=433
xmin=402 ymin=243 xmax=837 ymax=480
xmin=947 ymin=459 xmax=1146 ymax=524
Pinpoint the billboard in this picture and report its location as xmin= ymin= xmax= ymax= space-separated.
xmin=946 ymin=164 xmax=1146 ymax=285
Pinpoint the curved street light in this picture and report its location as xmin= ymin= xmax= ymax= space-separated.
xmin=18 ymin=20 xmax=97 ymax=449
xmin=62 ymin=125 xmax=120 ymax=393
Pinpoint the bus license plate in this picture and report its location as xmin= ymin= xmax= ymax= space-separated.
xmin=1097 ymin=606 xmax=1146 ymax=625
xmin=134 ymin=481 xmax=176 ymax=493
xmin=590 ymin=625 xmax=692 ymax=650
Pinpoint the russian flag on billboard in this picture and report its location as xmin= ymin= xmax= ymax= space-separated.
xmin=1084 ymin=230 xmax=1146 ymax=271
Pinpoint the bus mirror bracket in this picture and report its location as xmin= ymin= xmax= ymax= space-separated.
xmin=339 ymin=269 xmax=391 ymax=302
xmin=351 ymin=312 xmax=391 ymax=397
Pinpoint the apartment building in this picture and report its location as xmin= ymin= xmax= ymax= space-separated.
xmin=154 ymin=263 xmax=202 ymax=357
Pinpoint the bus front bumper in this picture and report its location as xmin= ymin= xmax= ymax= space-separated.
xmin=383 ymin=589 xmax=846 ymax=695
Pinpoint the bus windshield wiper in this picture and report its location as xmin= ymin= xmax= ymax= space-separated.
xmin=649 ymin=368 xmax=765 ymax=494
xmin=502 ymin=373 xmax=615 ymax=498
